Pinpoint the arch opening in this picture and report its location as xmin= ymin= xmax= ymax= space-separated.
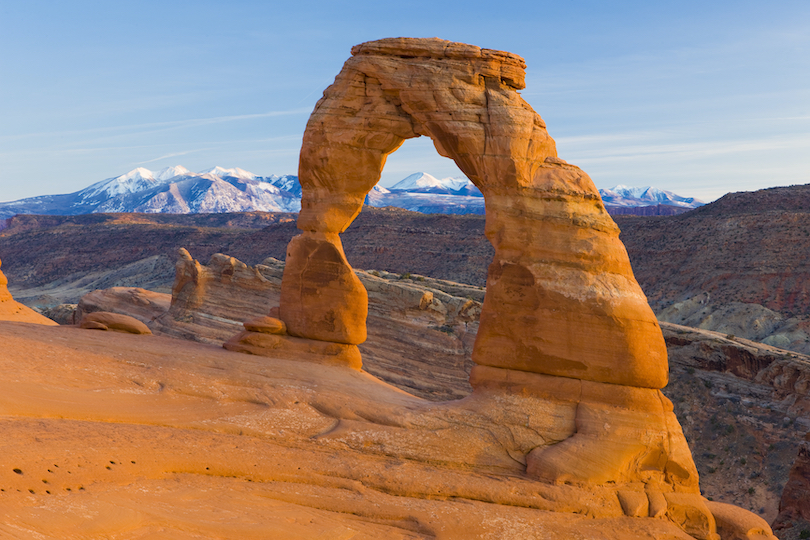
xmin=374 ymin=136 xmax=468 ymax=191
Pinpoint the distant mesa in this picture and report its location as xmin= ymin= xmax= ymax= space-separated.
xmin=0 ymin=165 xmax=702 ymax=220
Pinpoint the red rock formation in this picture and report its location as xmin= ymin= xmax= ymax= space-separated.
xmin=0 ymin=257 xmax=58 ymax=326
xmin=279 ymin=232 xmax=367 ymax=345
xmin=79 ymin=311 xmax=152 ymax=334
xmin=77 ymin=287 xmax=170 ymax=326
xmin=252 ymin=36 xmax=683 ymax=491
xmin=161 ymin=251 xmax=479 ymax=398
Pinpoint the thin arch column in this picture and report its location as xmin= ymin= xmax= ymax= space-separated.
xmin=279 ymin=64 xmax=417 ymax=346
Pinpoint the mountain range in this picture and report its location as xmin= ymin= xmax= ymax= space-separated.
xmin=0 ymin=167 xmax=704 ymax=220
xmin=599 ymin=184 xmax=703 ymax=208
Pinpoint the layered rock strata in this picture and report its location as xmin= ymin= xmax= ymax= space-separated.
xmin=147 ymin=250 xmax=479 ymax=400
xmin=774 ymin=434 xmax=810 ymax=534
xmin=77 ymin=287 xmax=170 ymax=326
xmin=662 ymin=322 xmax=810 ymax=523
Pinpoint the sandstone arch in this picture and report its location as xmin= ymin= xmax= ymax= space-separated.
xmin=279 ymin=37 xmax=668 ymax=389
xmin=219 ymin=41 xmax=757 ymax=536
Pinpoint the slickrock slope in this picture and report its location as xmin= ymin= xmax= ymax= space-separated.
xmin=2 ymin=320 xmax=729 ymax=540
xmin=0 ymin=257 xmax=58 ymax=325
xmin=4 ymin=286 xmax=791 ymax=538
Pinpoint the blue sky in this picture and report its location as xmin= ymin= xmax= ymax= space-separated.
xmin=1 ymin=0 xmax=808 ymax=202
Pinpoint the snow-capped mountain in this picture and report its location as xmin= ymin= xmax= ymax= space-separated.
xmin=389 ymin=172 xmax=482 ymax=197
xmin=263 ymin=174 xmax=302 ymax=197
xmin=598 ymin=185 xmax=704 ymax=209
xmin=365 ymin=183 xmax=484 ymax=214
xmin=199 ymin=166 xmax=256 ymax=180
xmin=0 ymin=167 xmax=301 ymax=219
xmin=155 ymin=165 xmax=192 ymax=181
xmin=0 ymin=167 xmax=703 ymax=220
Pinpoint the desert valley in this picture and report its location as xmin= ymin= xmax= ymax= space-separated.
xmin=1 ymin=36 xmax=809 ymax=540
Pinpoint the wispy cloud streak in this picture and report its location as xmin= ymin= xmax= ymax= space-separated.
xmin=0 ymin=109 xmax=312 ymax=142
xmin=135 ymin=150 xmax=204 ymax=165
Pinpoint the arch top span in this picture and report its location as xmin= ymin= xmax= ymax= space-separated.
xmin=350 ymin=37 xmax=528 ymax=90
xmin=297 ymin=37 xmax=561 ymax=234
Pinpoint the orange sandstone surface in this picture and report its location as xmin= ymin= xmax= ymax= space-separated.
xmin=0 ymin=38 xmax=778 ymax=539
xmin=0 ymin=321 xmax=765 ymax=540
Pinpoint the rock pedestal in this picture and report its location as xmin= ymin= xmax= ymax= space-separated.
xmin=225 ymin=233 xmax=366 ymax=368
xmin=279 ymin=232 xmax=367 ymax=345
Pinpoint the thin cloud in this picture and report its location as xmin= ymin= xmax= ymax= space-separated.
xmin=135 ymin=150 xmax=204 ymax=165
xmin=0 ymin=108 xmax=312 ymax=142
